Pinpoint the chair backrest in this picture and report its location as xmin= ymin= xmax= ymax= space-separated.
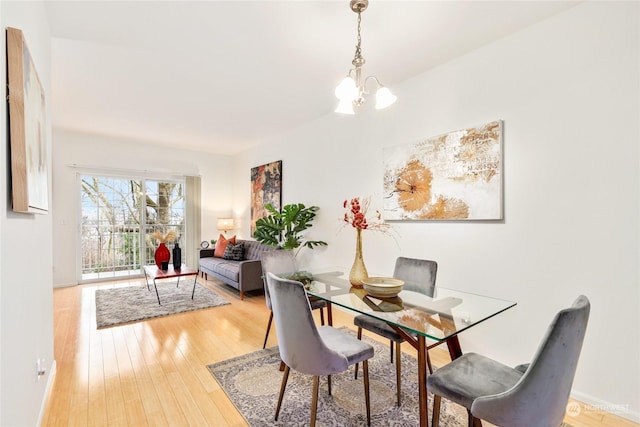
xmin=393 ymin=257 xmax=438 ymax=296
xmin=261 ymin=250 xmax=297 ymax=310
xmin=265 ymin=272 xmax=349 ymax=375
xmin=471 ymin=295 xmax=591 ymax=427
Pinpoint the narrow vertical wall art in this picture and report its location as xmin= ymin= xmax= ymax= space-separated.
xmin=250 ymin=160 xmax=282 ymax=235
xmin=383 ymin=120 xmax=503 ymax=221
xmin=6 ymin=27 xmax=49 ymax=214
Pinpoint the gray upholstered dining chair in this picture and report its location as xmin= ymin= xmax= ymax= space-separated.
xmin=265 ymin=272 xmax=374 ymax=426
xmin=261 ymin=250 xmax=328 ymax=349
xmin=427 ymin=295 xmax=590 ymax=427
xmin=354 ymin=256 xmax=438 ymax=406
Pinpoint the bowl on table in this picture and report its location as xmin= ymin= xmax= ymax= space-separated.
xmin=362 ymin=277 xmax=405 ymax=299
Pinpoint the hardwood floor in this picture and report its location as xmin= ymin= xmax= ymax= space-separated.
xmin=42 ymin=277 xmax=637 ymax=427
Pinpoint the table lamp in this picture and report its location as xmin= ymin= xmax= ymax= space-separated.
xmin=217 ymin=218 xmax=235 ymax=235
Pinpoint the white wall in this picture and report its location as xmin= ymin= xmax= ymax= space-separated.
xmin=0 ymin=1 xmax=55 ymax=425
xmin=233 ymin=2 xmax=639 ymax=421
xmin=52 ymin=129 xmax=234 ymax=286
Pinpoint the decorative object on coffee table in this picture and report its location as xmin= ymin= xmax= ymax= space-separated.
xmin=172 ymin=242 xmax=182 ymax=269
xmin=151 ymin=230 xmax=177 ymax=269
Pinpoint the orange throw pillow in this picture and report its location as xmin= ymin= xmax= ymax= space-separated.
xmin=214 ymin=234 xmax=236 ymax=258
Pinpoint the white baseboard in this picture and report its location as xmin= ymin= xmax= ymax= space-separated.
xmin=37 ymin=359 xmax=57 ymax=427
xmin=53 ymin=282 xmax=77 ymax=288
xmin=571 ymin=390 xmax=640 ymax=423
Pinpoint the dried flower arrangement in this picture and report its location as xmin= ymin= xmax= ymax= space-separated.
xmin=150 ymin=230 xmax=178 ymax=245
xmin=341 ymin=196 xmax=392 ymax=234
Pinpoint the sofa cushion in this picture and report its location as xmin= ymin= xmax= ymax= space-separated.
xmin=214 ymin=234 xmax=236 ymax=257
xmin=223 ymin=242 xmax=245 ymax=261
xmin=199 ymin=257 xmax=241 ymax=282
xmin=213 ymin=261 xmax=241 ymax=282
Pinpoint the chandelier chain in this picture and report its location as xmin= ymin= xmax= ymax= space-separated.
xmin=355 ymin=11 xmax=362 ymax=61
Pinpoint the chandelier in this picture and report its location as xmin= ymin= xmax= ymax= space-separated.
xmin=334 ymin=0 xmax=397 ymax=114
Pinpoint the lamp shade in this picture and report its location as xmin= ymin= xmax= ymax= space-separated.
xmin=335 ymin=77 xmax=358 ymax=101
xmin=217 ymin=218 xmax=235 ymax=231
xmin=335 ymin=99 xmax=355 ymax=115
xmin=375 ymin=86 xmax=397 ymax=109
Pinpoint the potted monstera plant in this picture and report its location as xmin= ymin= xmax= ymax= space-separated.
xmin=254 ymin=203 xmax=327 ymax=256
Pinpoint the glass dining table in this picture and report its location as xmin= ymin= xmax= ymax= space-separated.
xmin=304 ymin=269 xmax=517 ymax=427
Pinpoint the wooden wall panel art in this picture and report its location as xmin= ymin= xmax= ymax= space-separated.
xmin=6 ymin=27 xmax=49 ymax=214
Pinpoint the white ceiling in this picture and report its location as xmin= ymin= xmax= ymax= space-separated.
xmin=45 ymin=0 xmax=579 ymax=155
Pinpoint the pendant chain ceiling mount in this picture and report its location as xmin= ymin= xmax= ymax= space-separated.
xmin=334 ymin=0 xmax=397 ymax=114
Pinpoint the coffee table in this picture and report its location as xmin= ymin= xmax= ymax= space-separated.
xmin=143 ymin=264 xmax=199 ymax=305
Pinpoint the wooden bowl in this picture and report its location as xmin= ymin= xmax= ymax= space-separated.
xmin=362 ymin=277 xmax=405 ymax=299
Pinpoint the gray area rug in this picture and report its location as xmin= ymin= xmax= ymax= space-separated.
xmin=95 ymin=281 xmax=229 ymax=328
xmin=208 ymin=329 xmax=470 ymax=426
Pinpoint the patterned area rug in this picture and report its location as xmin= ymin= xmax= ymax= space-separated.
xmin=208 ymin=329 xmax=472 ymax=426
xmin=95 ymin=281 xmax=229 ymax=328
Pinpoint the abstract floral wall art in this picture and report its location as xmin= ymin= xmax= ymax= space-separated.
xmin=383 ymin=120 xmax=503 ymax=221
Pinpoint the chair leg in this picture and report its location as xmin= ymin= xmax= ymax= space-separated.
xmin=262 ymin=311 xmax=273 ymax=349
xmin=395 ymin=341 xmax=402 ymax=406
xmin=432 ymin=394 xmax=441 ymax=427
xmin=467 ymin=409 xmax=474 ymax=427
xmin=319 ymin=307 xmax=325 ymax=325
xmin=363 ymin=360 xmax=371 ymax=426
xmin=426 ymin=350 xmax=434 ymax=374
xmin=354 ymin=327 xmax=363 ymax=379
xmin=327 ymin=374 xmax=332 ymax=396
xmin=275 ymin=365 xmax=290 ymax=421
xmin=311 ymin=375 xmax=320 ymax=427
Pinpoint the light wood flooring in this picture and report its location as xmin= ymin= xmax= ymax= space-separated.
xmin=41 ymin=277 xmax=637 ymax=426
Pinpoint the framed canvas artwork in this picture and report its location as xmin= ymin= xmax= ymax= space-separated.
xmin=250 ymin=160 xmax=282 ymax=235
xmin=6 ymin=27 xmax=49 ymax=214
xmin=383 ymin=120 xmax=503 ymax=221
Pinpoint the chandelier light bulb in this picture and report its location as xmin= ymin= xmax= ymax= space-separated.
xmin=335 ymin=99 xmax=356 ymax=114
xmin=335 ymin=77 xmax=358 ymax=101
xmin=375 ymin=86 xmax=397 ymax=109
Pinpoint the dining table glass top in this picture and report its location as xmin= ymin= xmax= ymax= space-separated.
xmin=304 ymin=269 xmax=516 ymax=342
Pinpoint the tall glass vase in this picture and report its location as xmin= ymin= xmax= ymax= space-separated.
xmin=349 ymin=228 xmax=368 ymax=287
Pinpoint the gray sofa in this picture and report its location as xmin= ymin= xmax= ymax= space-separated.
xmin=199 ymin=239 xmax=277 ymax=300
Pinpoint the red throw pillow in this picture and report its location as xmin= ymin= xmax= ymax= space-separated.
xmin=214 ymin=234 xmax=236 ymax=258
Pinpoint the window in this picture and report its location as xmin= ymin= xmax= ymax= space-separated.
xmin=80 ymin=175 xmax=185 ymax=282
